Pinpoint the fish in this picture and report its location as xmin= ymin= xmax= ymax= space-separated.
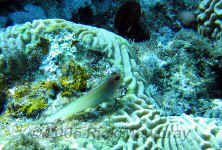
xmin=46 ymin=70 xmax=122 ymax=122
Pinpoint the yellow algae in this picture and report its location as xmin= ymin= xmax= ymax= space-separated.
xmin=59 ymin=60 xmax=88 ymax=97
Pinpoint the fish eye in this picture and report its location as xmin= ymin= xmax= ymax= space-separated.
xmin=114 ymin=75 xmax=120 ymax=81
xmin=110 ymin=72 xmax=121 ymax=81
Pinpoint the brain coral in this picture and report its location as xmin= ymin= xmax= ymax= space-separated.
xmin=197 ymin=0 xmax=222 ymax=39
xmin=0 ymin=19 xmax=222 ymax=150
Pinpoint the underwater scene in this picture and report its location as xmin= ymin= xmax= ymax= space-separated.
xmin=0 ymin=0 xmax=222 ymax=149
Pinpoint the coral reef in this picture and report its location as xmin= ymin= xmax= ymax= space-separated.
xmin=197 ymin=0 xmax=222 ymax=39
xmin=0 ymin=0 xmax=197 ymax=41
xmin=0 ymin=23 xmax=50 ymax=89
xmin=2 ymin=134 xmax=45 ymax=150
xmin=111 ymin=101 xmax=222 ymax=149
xmin=140 ymin=0 xmax=199 ymax=33
xmin=0 ymin=19 xmax=222 ymax=150
xmin=135 ymin=29 xmax=222 ymax=116
xmin=204 ymin=99 xmax=222 ymax=119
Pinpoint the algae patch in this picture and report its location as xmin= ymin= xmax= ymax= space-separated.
xmin=59 ymin=60 xmax=88 ymax=97
xmin=6 ymin=80 xmax=58 ymax=118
